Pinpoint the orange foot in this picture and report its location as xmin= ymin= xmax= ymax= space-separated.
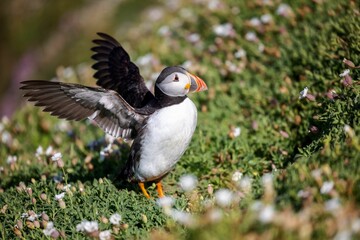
xmin=138 ymin=182 xmax=151 ymax=199
xmin=156 ymin=181 xmax=165 ymax=198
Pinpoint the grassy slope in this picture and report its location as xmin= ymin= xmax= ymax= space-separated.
xmin=1 ymin=0 xmax=359 ymax=239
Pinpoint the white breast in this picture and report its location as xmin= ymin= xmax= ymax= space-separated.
xmin=135 ymin=98 xmax=197 ymax=182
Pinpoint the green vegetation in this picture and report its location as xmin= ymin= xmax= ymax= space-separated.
xmin=1 ymin=0 xmax=359 ymax=239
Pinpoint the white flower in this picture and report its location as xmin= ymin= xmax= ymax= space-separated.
xmin=136 ymin=54 xmax=153 ymax=66
xmin=249 ymin=17 xmax=261 ymax=27
xmin=76 ymin=220 xmax=99 ymax=233
xmin=6 ymin=155 xmax=17 ymax=164
xmin=232 ymin=171 xmax=243 ymax=182
xmin=1 ymin=131 xmax=12 ymax=144
xmin=299 ymin=87 xmax=309 ymax=99
xmin=156 ymin=196 xmax=175 ymax=208
xmin=54 ymin=192 xmax=65 ymax=200
xmin=233 ymin=127 xmax=241 ymax=137
xmin=213 ymin=23 xmax=234 ymax=37
xmin=234 ymin=49 xmax=246 ymax=59
xmin=43 ymin=221 xmax=56 ymax=236
xmin=320 ymin=181 xmax=334 ymax=194
xmin=344 ymin=125 xmax=355 ymax=137
xmin=63 ymin=184 xmax=71 ymax=191
xmin=158 ymin=25 xmax=170 ymax=36
xmin=258 ymin=43 xmax=265 ymax=52
xmin=261 ymin=14 xmax=272 ymax=24
xmin=325 ymin=198 xmax=340 ymax=212
xmin=187 ymin=33 xmax=200 ymax=43
xmin=258 ymin=205 xmax=275 ymax=223
xmin=276 ymin=4 xmax=293 ymax=17
xmin=179 ymin=174 xmax=198 ymax=192
xmin=27 ymin=215 xmax=37 ymax=222
xmin=339 ymin=69 xmax=350 ymax=77
xmin=45 ymin=146 xmax=54 ymax=156
xmin=99 ymin=230 xmax=112 ymax=240
xmin=109 ymin=213 xmax=122 ymax=225
xmin=215 ymin=189 xmax=233 ymax=207
xmin=245 ymin=31 xmax=258 ymax=42
xmin=169 ymin=209 xmax=195 ymax=226
xmin=51 ymin=152 xmax=62 ymax=162
xmin=182 ymin=60 xmax=192 ymax=69
xmin=239 ymin=176 xmax=252 ymax=193
xmin=21 ymin=213 xmax=29 ymax=218
xmin=35 ymin=146 xmax=44 ymax=157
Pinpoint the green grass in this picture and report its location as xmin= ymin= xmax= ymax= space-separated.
xmin=1 ymin=0 xmax=360 ymax=239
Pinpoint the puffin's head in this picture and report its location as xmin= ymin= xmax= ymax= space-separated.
xmin=155 ymin=66 xmax=207 ymax=97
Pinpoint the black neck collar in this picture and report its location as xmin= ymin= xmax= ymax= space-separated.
xmin=154 ymin=85 xmax=187 ymax=108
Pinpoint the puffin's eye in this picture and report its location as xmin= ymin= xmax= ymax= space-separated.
xmin=173 ymin=74 xmax=179 ymax=82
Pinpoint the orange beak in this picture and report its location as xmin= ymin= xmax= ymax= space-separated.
xmin=188 ymin=73 xmax=208 ymax=93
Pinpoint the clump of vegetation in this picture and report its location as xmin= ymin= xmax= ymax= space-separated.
xmin=0 ymin=0 xmax=359 ymax=239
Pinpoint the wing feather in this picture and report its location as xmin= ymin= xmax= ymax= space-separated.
xmin=20 ymin=80 xmax=148 ymax=139
xmin=91 ymin=32 xmax=155 ymax=108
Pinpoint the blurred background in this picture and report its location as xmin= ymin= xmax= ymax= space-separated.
xmin=0 ymin=0 xmax=159 ymax=117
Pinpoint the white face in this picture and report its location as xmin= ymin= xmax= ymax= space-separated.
xmin=156 ymin=72 xmax=191 ymax=97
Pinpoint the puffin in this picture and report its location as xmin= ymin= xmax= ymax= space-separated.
xmin=20 ymin=33 xmax=207 ymax=199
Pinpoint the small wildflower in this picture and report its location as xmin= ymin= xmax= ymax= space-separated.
xmin=339 ymin=69 xmax=350 ymax=77
xmin=109 ymin=213 xmax=122 ymax=225
xmin=344 ymin=125 xmax=355 ymax=137
xmin=276 ymin=4 xmax=293 ymax=18
xmin=299 ymin=87 xmax=309 ymax=99
xmin=258 ymin=43 xmax=265 ymax=52
xmin=1 ymin=131 xmax=12 ymax=145
xmin=35 ymin=146 xmax=44 ymax=157
xmin=136 ymin=53 xmax=153 ymax=66
xmin=156 ymin=196 xmax=175 ymax=208
xmin=245 ymin=31 xmax=258 ymax=42
xmin=215 ymin=189 xmax=233 ymax=207
xmin=99 ymin=230 xmax=112 ymax=240
xmin=233 ymin=127 xmax=241 ymax=137
xmin=158 ymin=25 xmax=170 ymax=36
xmin=6 ymin=155 xmax=17 ymax=164
xmin=261 ymin=14 xmax=272 ymax=24
xmin=231 ymin=171 xmax=243 ymax=182
xmin=249 ymin=17 xmax=261 ymax=27
xmin=169 ymin=209 xmax=195 ymax=226
xmin=234 ymin=49 xmax=246 ymax=59
xmin=63 ymin=184 xmax=71 ymax=191
xmin=51 ymin=152 xmax=62 ymax=162
xmin=320 ymin=181 xmax=334 ymax=194
xmin=43 ymin=221 xmax=57 ymax=236
xmin=179 ymin=174 xmax=198 ymax=192
xmin=54 ymin=192 xmax=65 ymax=200
xmin=325 ymin=198 xmax=340 ymax=212
xmin=213 ymin=23 xmax=234 ymax=37
xmin=187 ymin=33 xmax=200 ymax=43
xmin=76 ymin=220 xmax=99 ymax=233
xmin=343 ymin=58 xmax=359 ymax=68
xmin=45 ymin=146 xmax=53 ymax=156
xmin=258 ymin=205 xmax=275 ymax=223
xmin=239 ymin=176 xmax=252 ymax=193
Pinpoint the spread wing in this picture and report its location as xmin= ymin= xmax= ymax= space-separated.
xmin=20 ymin=80 xmax=148 ymax=139
xmin=91 ymin=32 xmax=155 ymax=108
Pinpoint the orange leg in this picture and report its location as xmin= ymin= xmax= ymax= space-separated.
xmin=138 ymin=182 xmax=151 ymax=199
xmin=156 ymin=181 xmax=165 ymax=198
